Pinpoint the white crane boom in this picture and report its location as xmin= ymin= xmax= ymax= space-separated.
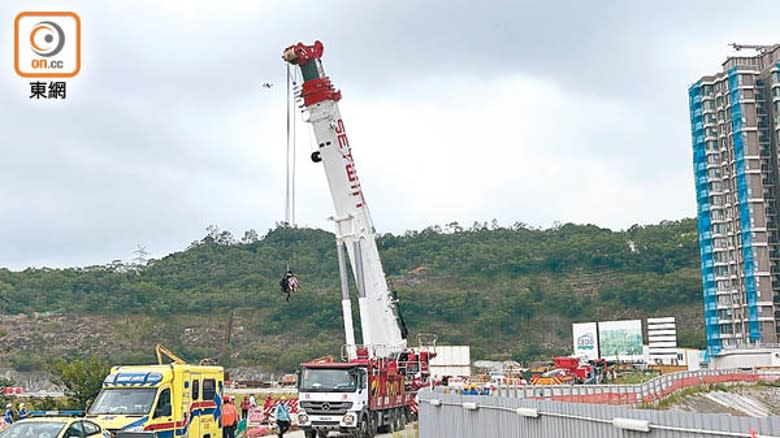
xmin=283 ymin=41 xmax=407 ymax=357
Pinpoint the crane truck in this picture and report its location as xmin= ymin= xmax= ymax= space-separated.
xmin=282 ymin=41 xmax=436 ymax=438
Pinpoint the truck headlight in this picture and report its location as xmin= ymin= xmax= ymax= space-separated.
xmin=298 ymin=414 xmax=309 ymax=424
xmin=123 ymin=425 xmax=144 ymax=432
xmin=342 ymin=414 xmax=355 ymax=425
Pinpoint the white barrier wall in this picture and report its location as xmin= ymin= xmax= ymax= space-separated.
xmin=430 ymin=345 xmax=471 ymax=377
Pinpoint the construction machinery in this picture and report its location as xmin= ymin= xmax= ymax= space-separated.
xmin=282 ymin=40 xmax=435 ymax=438
xmin=529 ymin=357 xmax=601 ymax=385
xmin=730 ymin=43 xmax=778 ymax=54
xmin=155 ymin=343 xmax=186 ymax=365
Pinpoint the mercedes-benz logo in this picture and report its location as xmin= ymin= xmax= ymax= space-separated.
xmin=321 ymin=403 xmax=331 ymax=411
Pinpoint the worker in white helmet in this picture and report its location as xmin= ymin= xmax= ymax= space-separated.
xmin=3 ymin=403 xmax=13 ymax=425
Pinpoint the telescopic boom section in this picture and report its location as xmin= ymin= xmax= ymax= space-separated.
xmin=283 ymin=41 xmax=407 ymax=355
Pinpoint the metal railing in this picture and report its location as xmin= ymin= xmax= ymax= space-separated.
xmin=442 ymin=369 xmax=780 ymax=406
xmin=418 ymin=391 xmax=780 ymax=438
xmin=720 ymin=341 xmax=780 ymax=350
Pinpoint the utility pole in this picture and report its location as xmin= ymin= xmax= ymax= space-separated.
xmin=224 ymin=310 xmax=234 ymax=345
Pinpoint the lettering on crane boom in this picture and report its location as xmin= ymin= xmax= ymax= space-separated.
xmin=334 ymin=119 xmax=365 ymax=209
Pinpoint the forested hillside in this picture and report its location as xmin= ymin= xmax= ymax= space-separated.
xmin=0 ymin=218 xmax=704 ymax=372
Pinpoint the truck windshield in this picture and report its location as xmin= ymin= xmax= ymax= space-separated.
xmin=300 ymin=368 xmax=357 ymax=392
xmin=88 ymin=388 xmax=157 ymax=415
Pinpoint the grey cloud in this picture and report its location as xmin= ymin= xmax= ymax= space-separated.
xmin=0 ymin=0 xmax=773 ymax=269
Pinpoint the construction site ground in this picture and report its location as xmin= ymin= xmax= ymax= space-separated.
xmin=666 ymin=384 xmax=780 ymax=417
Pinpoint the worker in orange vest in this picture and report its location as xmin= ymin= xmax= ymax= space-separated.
xmin=222 ymin=396 xmax=238 ymax=438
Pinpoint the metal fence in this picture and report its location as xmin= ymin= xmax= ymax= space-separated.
xmin=720 ymin=342 xmax=780 ymax=351
xmin=418 ymin=390 xmax=780 ymax=438
xmin=483 ymin=368 xmax=780 ymax=406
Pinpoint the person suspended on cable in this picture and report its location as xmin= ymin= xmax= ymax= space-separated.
xmin=279 ymin=273 xmax=290 ymax=301
xmin=287 ymin=270 xmax=299 ymax=292
xmin=279 ymin=270 xmax=299 ymax=302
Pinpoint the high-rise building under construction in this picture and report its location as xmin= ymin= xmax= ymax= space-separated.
xmin=689 ymin=45 xmax=780 ymax=355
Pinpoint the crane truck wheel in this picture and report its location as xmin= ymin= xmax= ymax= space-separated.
xmin=393 ymin=408 xmax=402 ymax=432
xmin=311 ymin=151 xmax=322 ymax=162
xmin=357 ymin=414 xmax=370 ymax=438
xmin=369 ymin=412 xmax=378 ymax=437
xmin=378 ymin=409 xmax=397 ymax=434
xmin=386 ymin=409 xmax=398 ymax=433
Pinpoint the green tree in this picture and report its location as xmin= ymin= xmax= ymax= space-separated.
xmin=0 ymin=219 xmax=704 ymax=369
xmin=678 ymin=328 xmax=706 ymax=349
xmin=48 ymin=356 xmax=111 ymax=409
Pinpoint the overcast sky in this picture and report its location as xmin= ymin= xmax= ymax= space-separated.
xmin=0 ymin=0 xmax=776 ymax=270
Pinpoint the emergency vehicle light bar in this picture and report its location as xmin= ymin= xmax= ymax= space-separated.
xmin=28 ymin=410 xmax=84 ymax=417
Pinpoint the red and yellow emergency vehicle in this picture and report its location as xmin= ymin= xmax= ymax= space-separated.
xmin=86 ymin=359 xmax=224 ymax=437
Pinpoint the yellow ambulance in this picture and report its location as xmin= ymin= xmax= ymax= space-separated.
xmin=86 ymin=363 xmax=224 ymax=438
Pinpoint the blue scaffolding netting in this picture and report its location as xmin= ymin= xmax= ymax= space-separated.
xmin=689 ymin=81 xmax=721 ymax=356
xmin=728 ymin=67 xmax=761 ymax=342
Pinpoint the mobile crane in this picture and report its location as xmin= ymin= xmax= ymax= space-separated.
xmin=282 ymin=41 xmax=435 ymax=438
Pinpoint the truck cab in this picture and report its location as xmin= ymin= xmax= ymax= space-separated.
xmin=296 ymin=362 xmax=370 ymax=438
xmin=86 ymin=364 xmax=224 ymax=437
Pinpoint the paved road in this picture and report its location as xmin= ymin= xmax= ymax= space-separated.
xmin=283 ymin=423 xmax=417 ymax=437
